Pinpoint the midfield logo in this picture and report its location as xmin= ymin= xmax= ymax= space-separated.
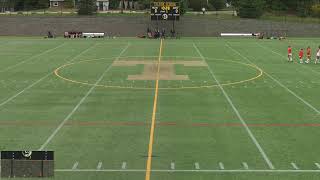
xmin=112 ymin=60 xmax=207 ymax=80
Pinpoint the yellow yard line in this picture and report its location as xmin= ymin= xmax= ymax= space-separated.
xmin=145 ymin=39 xmax=163 ymax=180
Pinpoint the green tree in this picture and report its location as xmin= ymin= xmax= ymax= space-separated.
xmin=188 ymin=0 xmax=208 ymax=11
xmin=78 ymin=0 xmax=97 ymax=15
xmin=311 ymin=3 xmax=320 ymax=17
xmin=230 ymin=0 xmax=241 ymax=8
xmin=209 ymin=0 xmax=226 ymax=10
xmin=271 ymin=0 xmax=287 ymax=12
xmin=23 ymin=0 xmax=38 ymax=10
xmin=296 ymin=0 xmax=313 ymax=17
xmin=64 ymin=0 xmax=75 ymax=8
xmin=109 ymin=0 xmax=119 ymax=9
xmin=237 ymin=0 xmax=266 ymax=18
xmin=13 ymin=0 xmax=24 ymax=11
xmin=137 ymin=0 xmax=149 ymax=9
xmin=178 ymin=0 xmax=188 ymax=14
xmin=263 ymin=0 xmax=317 ymax=16
xmin=37 ymin=0 xmax=48 ymax=9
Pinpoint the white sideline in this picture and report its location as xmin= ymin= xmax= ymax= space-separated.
xmin=0 ymin=43 xmax=66 ymax=72
xmin=38 ymin=43 xmax=130 ymax=150
xmin=54 ymin=169 xmax=320 ymax=173
xmin=0 ymin=43 xmax=98 ymax=108
xmin=193 ymin=43 xmax=275 ymax=170
xmin=229 ymin=43 xmax=320 ymax=114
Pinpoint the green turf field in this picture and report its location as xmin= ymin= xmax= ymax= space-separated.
xmin=0 ymin=37 xmax=320 ymax=180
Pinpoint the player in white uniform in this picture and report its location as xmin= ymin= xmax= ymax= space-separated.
xmin=316 ymin=46 xmax=320 ymax=64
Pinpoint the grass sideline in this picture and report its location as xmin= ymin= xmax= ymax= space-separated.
xmin=0 ymin=37 xmax=320 ymax=180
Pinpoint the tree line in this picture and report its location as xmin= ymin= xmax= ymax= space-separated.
xmin=1 ymin=0 xmax=320 ymax=18
xmin=2 ymin=0 xmax=51 ymax=11
xmin=229 ymin=0 xmax=320 ymax=18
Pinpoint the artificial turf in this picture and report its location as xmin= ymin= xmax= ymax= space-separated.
xmin=0 ymin=37 xmax=320 ymax=180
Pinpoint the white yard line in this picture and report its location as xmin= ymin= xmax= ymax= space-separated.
xmin=227 ymin=43 xmax=320 ymax=115
xmin=38 ymin=43 xmax=130 ymax=150
xmin=55 ymin=169 xmax=320 ymax=173
xmin=0 ymin=43 xmax=98 ymax=108
xmin=193 ymin=43 xmax=275 ymax=170
xmin=0 ymin=43 xmax=66 ymax=73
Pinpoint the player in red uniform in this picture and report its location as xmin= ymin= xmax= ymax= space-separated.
xmin=299 ymin=48 xmax=304 ymax=64
xmin=288 ymin=46 xmax=293 ymax=62
xmin=306 ymin=46 xmax=311 ymax=64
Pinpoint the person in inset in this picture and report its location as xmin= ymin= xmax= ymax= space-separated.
xmin=170 ymin=29 xmax=176 ymax=38
xmin=287 ymin=46 xmax=293 ymax=62
xmin=147 ymin=27 xmax=152 ymax=38
xmin=154 ymin=29 xmax=158 ymax=39
xmin=156 ymin=29 xmax=160 ymax=39
xmin=299 ymin=48 xmax=304 ymax=64
xmin=306 ymin=46 xmax=311 ymax=64
xmin=161 ymin=28 xmax=166 ymax=39
xmin=148 ymin=31 xmax=152 ymax=38
xmin=316 ymin=46 xmax=320 ymax=64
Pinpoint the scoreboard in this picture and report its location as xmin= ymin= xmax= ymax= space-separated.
xmin=151 ymin=2 xmax=180 ymax=21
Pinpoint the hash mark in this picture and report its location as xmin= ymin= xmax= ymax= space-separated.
xmin=291 ymin=162 xmax=299 ymax=170
xmin=122 ymin=162 xmax=127 ymax=169
xmin=72 ymin=162 xmax=79 ymax=170
xmin=242 ymin=162 xmax=249 ymax=170
xmin=194 ymin=162 xmax=200 ymax=170
xmin=97 ymin=162 xmax=102 ymax=170
xmin=170 ymin=162 xmax=175 ymax=170
xmin=219 ymin=162 xmax=224 ymax=170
